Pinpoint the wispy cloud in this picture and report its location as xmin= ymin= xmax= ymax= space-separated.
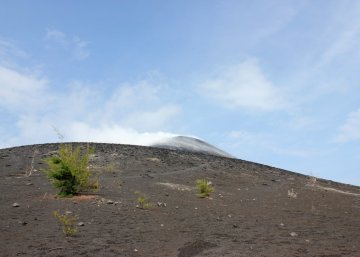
xmin=228 ymin=129 xmax=331 ymax=158
xmin=199 ymin=59 xmax=287 ymax=112
xmin=0 ymin=39 xmax=28 ymax=63
xmin=322 ymin=24 xmax=360 ymax=65
xmin=72 ymin=36 xmax=90 ymax=60
xmin=124 ymin=105 xmax=181 ymax=131
xmin=104 ymin=81 xmax=160 ymax=111
xmin=98 ymin=80 xmax=181 ymax=131
xmin=335 ymin=108 xmax=360 ymax=143
xmin=44 ymin=29 xmax=67 ymax=45
xmin=44 ymin=29 xmax=90 ymax=60
xmin=0 ymin=66 xmax=49 ymax=110
xmin=317 ymin=2 xmax=360 ymax=67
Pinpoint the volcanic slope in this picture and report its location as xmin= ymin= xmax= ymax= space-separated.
xmin=1 ymin=142 xmax=360 ymax=257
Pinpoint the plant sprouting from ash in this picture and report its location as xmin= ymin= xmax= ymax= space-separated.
xmin=288 ymin=188 xmax=298 ymax=199
xmin=43 ymin=144 xmax=99 ymax=197
xmin=53 ymin=210 xmax=78 ymax=237
xmin=134 ymin=191 xmax=153 ymax=209
xmin=196 ymin=179 xmax=214 ymax=198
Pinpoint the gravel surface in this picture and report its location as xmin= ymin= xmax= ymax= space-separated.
xmin=1 ymin=142 xmax=360 ymax=257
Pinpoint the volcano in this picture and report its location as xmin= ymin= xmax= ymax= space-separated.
xmin=1 ymin=142 xmax=360 ymax=256
xmin=150 ymin=136 xmax=234 ymax=158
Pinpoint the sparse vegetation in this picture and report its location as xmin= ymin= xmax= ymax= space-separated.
xmin=43 ymin=144 xmax=98 ymax=197
xmin=53 ymin=210 xmax=78 ymax=237
xmin=105 ymin=161 xmax=118 ymax=173
xmin=25 ymin=149 xmax=38 ymax=177
xmin=135 ymin=191 xmax=153 ymax=209
xmin=196 ymin=179 xmax=214 ymax=198
xmin=146 ymin=157 xmax=161 ymax=162
xmin=288 ymin=188 xmax=298 ymax=199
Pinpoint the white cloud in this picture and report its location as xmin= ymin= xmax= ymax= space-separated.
xmin=67 ymin=122 xmax=177 ymax=146
xmin=57 ymin=81 xmax=180 ymax=136
xmin=229 ymin=130 xmax=255 ymax=142
xmin=105 ymin=81 xmax=160 ymax=110
xmin=47 ymin=80 xmax=168 ymax=126
xmin=0 ymin=67 xmax=181 ymax=148
xmin=336 ymin=109 xmax=360 ymax=142
xmin=270 ymin=145 xmax=333 ymax=158
xmin=228 ymin=129 xmax=273 ymax=150
xmin=124 ymin=105 xmax=181 ymax=131
xmin=199 ymin=59 xmax=287 ymax=111
xmin=45 ymin=29 xmax=90 ymax=60
xmin=0 ymin=66 xmax=49 ymax=110
xmin=0 ymin=39 xmax=175 ymax=148
xmin=0 ymin=118 xmax=178 ymax=149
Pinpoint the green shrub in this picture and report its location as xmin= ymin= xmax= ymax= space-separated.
xmin=43 ymin=144 xmax=98 ymax=197
xmin=105 ymin=161 xmax=118 ymax=173
xmin=196 ymin=179 xmax=214 ymax=198
xmin=53 ymin=210 xmax=78 ymax=237
xmin=135 ymin=191 xmax=153 ymax=209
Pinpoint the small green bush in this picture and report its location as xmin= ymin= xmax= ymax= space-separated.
xmin=135 ymin=191 xmax=153 ymax=209
xmin=53 ymin=210 xmax=78 ymax=237
xmin=43 ymin=144 xmax=98 ymax=197
xmin=196 ymin=179 xmax=214 ymax=198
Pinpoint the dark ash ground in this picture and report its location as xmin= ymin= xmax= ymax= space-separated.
xmin=1 ymin=143 xmax=360 ymax=257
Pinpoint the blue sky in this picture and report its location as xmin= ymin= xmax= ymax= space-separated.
xmin=1 ymin=1 xmax=360 ymax=185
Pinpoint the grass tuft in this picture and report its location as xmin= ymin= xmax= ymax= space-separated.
xmin=134 ymin=191 xmax=153 ymax=209
xmin=288 ymin=188 xmax=298 ymax=199
xmin=196 ymin=179 xmax=214 ymax=198
xmin=53 ymin=210 xmax=78 ymax=237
